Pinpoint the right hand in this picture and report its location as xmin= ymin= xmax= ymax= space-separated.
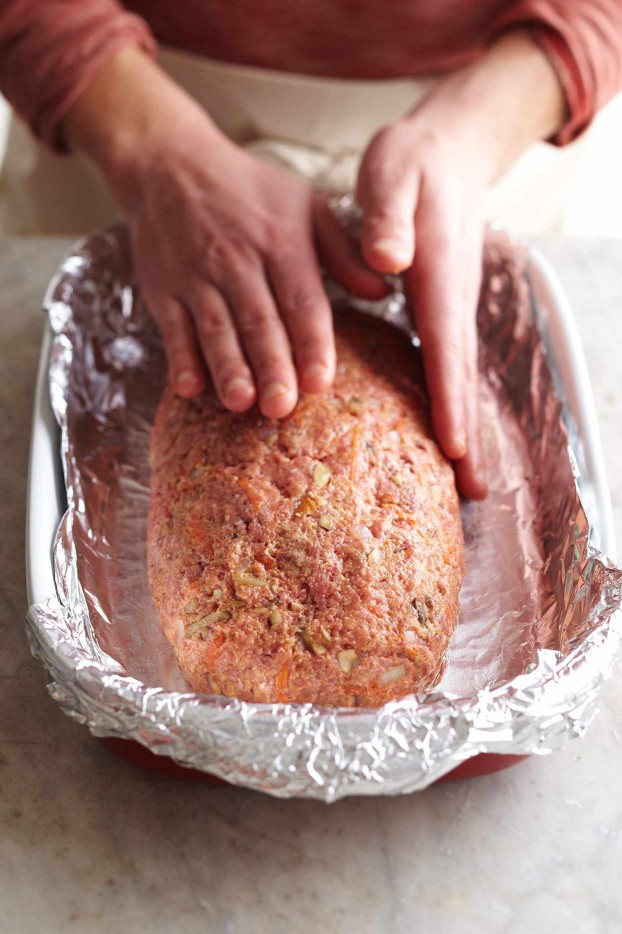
xmin=124 ymin=131 xmax=388 ymax=418
xmin=64 ymin=49 xmax=387 ymax=419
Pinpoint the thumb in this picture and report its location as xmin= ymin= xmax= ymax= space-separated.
xmin=356 ymin=126 xmax=420 ymax=275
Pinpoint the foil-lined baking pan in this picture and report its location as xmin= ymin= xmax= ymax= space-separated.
xmin=26 ymin=221 xmax=622 ymax=800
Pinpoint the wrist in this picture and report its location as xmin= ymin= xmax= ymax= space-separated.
xmin=407 ymin=28 xmax=566 ymax=187
xmin=63 ymin=48 xmax=222 ymax=211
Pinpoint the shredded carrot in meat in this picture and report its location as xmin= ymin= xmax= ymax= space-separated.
xmin=274 ymin=662 xmax=290 ymax=701
xmin=237 ymin=475 xmax=261 ymax=511
xmin=349 ymin=424 xmax=362 ymax=463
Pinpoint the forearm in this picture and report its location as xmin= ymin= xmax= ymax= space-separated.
xmin=0 ymin=1 xmax=154 ymax=150
xmin=409 ymin=28 xmax=566 ymax=186
xmin=62 ymin=45 xmax=387 ymax=426
xmin=62 ymin=47 xmax=222 ymax=209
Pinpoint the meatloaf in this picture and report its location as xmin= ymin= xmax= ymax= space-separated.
xmin=147 ymin=311 xmax=464 ymax=707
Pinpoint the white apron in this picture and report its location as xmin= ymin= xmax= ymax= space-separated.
xmin=0 ymin=45 xmax=585 ymax=236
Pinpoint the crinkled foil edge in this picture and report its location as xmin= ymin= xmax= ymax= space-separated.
xmin=26 ymin=224 xmax=622 ymax=801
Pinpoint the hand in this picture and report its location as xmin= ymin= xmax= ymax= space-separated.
xmin=63 ymin=49 xmax=386 ymax=420
xmin=126 ymin=132 xmax=386 ymax=419
xmin=357 ymin=117 xmax=488 ymax=499
xmin=354 ymin=29 xmax=565 ymax=500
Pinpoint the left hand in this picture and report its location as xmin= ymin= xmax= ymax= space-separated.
xmin=324 ymin=28 xmax=565 ymax=501
xmin=355 ymin=113 xmax=490 ymax=501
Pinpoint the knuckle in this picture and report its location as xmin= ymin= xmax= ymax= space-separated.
xmin=429 ymin=383 xmax=462 ymax=414
xmin=295 ymin=333 xmax=330 ymax=360
xmin=280 ymin=284 xmax=321 ymax=319
xmin=363 ymin=208 xmax=413 ymax=245
xmin=203 ymin=237 xmax=246 ymax=281
xmin=236 ymin=304 xmax=276 ymax=336
xmin=173 ymin=356 xmax=198 ymax=377
xmin=270 ymin=247 xmax=297 ymax=279
xmin=367 ymin=203 xmax=405 ymax=227
xmin=415 ymin=125 xmax=447 ymax=157
xmin=253 ymin=353 xmax=289 ymax=381
xmin=163 ymin=334 xmax=194 ymax=367
xmin=215 ymin=357 xmax=250 ymax=384
xmin=421 ymin=331 xmax=462 ymax=363
xmin=195 ymin=304 xmax=229 ymax=339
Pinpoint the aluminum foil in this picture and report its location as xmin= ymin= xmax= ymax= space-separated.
xmin=27 ymin=217 xmax=622 ymax=801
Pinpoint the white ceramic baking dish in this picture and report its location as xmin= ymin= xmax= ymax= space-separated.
xmin=26 ymin=248 xmax=616 ymax=616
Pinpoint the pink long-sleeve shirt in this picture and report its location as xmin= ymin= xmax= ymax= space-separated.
xmin=0 ymin=1 xmax=621 ymax=151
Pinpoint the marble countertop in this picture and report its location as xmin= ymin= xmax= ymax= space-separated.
xmin=1 ymin=238 xmax=621 ymax=934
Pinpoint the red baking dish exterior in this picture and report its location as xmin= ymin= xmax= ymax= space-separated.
xmin=100 ymin=736 xmax=527 ymax=786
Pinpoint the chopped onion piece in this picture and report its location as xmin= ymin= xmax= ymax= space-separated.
xmin=301 ymin=630 xmax=327 ymax=655
xmin=185 ymin=610 xmax=232 ymax=637
xmin=379 ymin=664 xmax=406 ymax=685
xmin=296 ymin=494 xmax=318 ymax=516
xmin=233 ymin=560 xmax=268 ymax=588
xmin=337 ymin=649 xmax=359 ymax=673
xmin=312 ymin=462 xmax=331 ymax=488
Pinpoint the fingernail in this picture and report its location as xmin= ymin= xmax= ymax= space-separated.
xmin=371 ymin=238 xmax=411 ymax=267
xmin=223 ymin=377 xmax=254 ymax=400
xmin=454 ymin=428 xmax=467 ymax=459
xmin=476 ymin=466 xmax=488 ymax=489
xmin=303 ymin=362 xmax=329 ymax=385
xmin=263 ymin=382 xmax=293 ymax=402
xmin=176 ymin=370 xmax=198 ymax=394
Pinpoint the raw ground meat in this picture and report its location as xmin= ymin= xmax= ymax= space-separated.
xmin=147 ymin=310 xmax=464 ymax=706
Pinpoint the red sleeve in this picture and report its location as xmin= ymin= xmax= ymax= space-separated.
xmin=496 ymin=1 xmax=622 ymax=145
xmin=0 ymin=1 xmax=156 ymax=151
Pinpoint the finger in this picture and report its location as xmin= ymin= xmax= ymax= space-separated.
xmin=220 ymin=267 xmax=298 ymax=420
xmin=356 ymin=127 xmax=420 ymax=274
xmin=149 ymin=294 xmax=207 ymax=397
xmin=188 ymin=283 xmax=256 ymax=412
xmin=312 ymin=197 xmax=390 ymax=301
xmin=268 ymin=240 xmax=336 ymax=394
xmin=454 ymin=310 xmax=488 ymax=500
xmin=404 ymin=194 xmax=469 ymax=462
